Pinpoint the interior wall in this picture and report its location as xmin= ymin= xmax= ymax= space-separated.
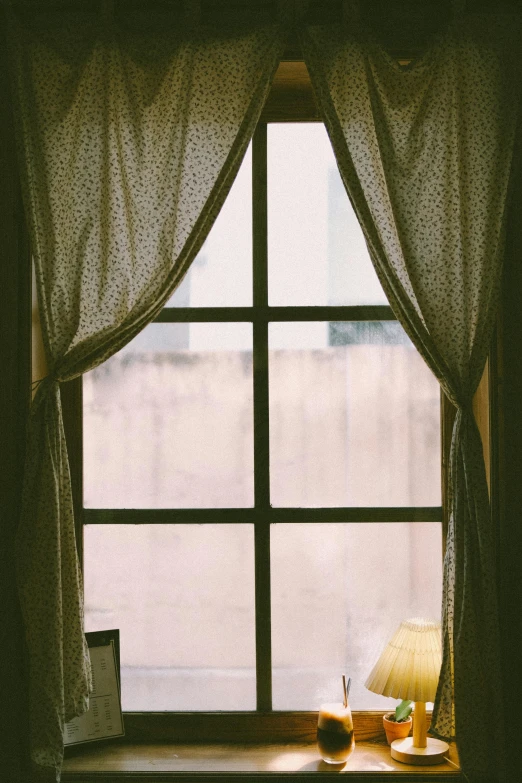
xmin=0 ymin=19 xmax=31 ymax=782
xmin=497 ymin=122 xmax=522 ymax=783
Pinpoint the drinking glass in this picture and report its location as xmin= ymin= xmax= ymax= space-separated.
xmin=317 ymin=702 xmax=355 ymax=764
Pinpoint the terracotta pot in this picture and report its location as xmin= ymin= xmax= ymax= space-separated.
xmin=383 ymin=713 xmax=412 ymax=745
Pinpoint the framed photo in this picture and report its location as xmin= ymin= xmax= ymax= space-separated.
xmin=63 ymin=629 xmax=125 ymax=746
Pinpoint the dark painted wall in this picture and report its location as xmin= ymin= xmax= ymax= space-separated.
xmin=0 ymin=18 xmax=30 ymax=781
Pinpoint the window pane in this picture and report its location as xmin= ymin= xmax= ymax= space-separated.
xmin=269 ymin=322 xmax=441 ymax=507
xmin=268 ymin=124 xmax=387 ymax=306
xmin=84 ymin=524 xmax=256 ymax=710
xmin=167 ymin=143 xmax=252 ymax=307
xmin=271 ymin=523 xmax=442 ymax=710
xmin=83 ymin=323 xmax=253 ymax=508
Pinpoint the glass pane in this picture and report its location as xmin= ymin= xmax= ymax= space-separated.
xmin=271 ymin=522 xmax=442 ymax=710
xmin=84 ymin=524 xmax=256 ymax=710
xmin=268 ymin=124 xmax=387 ymax=306
xmin=167 ymin=143 xmax=252 ymax=307
xmin=83 ymin=323 xmax=253 ymax=508
xmin=269 ymin=322 xmax=441 ymax=507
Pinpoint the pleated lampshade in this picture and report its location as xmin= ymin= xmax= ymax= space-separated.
xmin=365 ymin=618 xmax=442 ymax=703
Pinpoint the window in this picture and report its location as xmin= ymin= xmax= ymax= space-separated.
xmin=80 ymin=121 xmax=443 ymax=717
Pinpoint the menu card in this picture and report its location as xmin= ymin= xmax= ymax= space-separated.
xmin=63 ymin=630 xmax=124 ymax=746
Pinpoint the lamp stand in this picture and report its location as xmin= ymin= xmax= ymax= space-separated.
xmin=390 ymin=702 xmax=449 ymax=766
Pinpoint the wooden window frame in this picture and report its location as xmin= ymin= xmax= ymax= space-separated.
xmin=58 ymin=61 xmax=466 ymax=743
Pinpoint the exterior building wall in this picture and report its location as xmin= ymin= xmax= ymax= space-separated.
xmin=83 ymin=347 xmax=442 ymax=710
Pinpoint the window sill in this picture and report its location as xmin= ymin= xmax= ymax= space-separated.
xmin=62 ymin=740 xmax=462 ymax=782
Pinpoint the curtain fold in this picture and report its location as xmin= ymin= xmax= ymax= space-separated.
xmin=7 ymin=6 xmax=284 ymax=779
xmin=301 ymin=13 xmax=521 ymax=780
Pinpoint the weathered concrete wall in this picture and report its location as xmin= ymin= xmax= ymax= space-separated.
xmin=83 ymin=346 xmax=441 ymax=710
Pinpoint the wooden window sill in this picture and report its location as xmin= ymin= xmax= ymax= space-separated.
xmin=62 ymin=740 xmax=462 ymax=781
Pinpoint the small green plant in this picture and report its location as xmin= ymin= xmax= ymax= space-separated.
xmin=390 ymin=699 xmax=413 ymax=723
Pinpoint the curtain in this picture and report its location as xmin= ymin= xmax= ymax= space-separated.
xmin=6 ymin=5 xmax=284 ymax=779
xmin=301 ymin=13 xmax=521 ymax=781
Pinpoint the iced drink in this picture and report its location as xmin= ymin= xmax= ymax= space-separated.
xmin=317 ymin=702 xmax=355 ymax=764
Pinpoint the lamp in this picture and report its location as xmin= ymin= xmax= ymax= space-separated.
xmin=365 ymin=618 xmax=449 ymax=765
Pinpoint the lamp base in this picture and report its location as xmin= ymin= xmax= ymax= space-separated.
xmin=391 ymin=737 xmax=450 ymax=766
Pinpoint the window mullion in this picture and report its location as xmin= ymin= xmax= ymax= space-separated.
xmin=253 ymin=123 xmax=272 ymax=711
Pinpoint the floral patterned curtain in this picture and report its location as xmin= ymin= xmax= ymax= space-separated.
xmin=6 ymin=4 xmax=284 ymax=778
xmin=301 ymin=12 xmax=521 ymax=780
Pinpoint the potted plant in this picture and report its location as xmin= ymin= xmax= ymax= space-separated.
xmin=383 ymin=700 xmax=412 ymax=745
